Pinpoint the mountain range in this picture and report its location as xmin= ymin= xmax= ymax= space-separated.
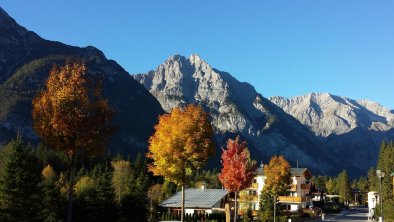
xmin=1 ymin=7 xmax=392 ymax=177
xmin=134 ymin=55 xmax=346 ymax=175
xmin=0 ymin=7 xmax=164 ymax=156
xmin=270 ymin=94 xmax=394 ymax=174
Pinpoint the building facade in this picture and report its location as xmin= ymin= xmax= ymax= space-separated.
xmin=244 ymin=166 xmax=313 ymax=212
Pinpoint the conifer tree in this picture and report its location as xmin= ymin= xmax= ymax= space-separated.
xmin=376 ymin=141 xmax=394 ymax=200
xmin=368 ymin=167 xmax=378 ymax=191
xmin=0 ymin=137 xmax=42 ymax=222
xmin=337 ymin=170 xmax=351 ymax=205
xmin=41 ymin=175 xmax=65 ymax=222
xmin=376 ymin=141 xmax=394 ymax=220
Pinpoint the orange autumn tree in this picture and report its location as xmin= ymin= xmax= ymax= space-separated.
xmin=219 ymin=136 xmax=257 ymax=222
xmin=147 ymin=104 xmax=215 ymax=222
xmin=32 ymin=61 xmax=114 ymax=222
xmin=262 ymin=155 xmax=291 ymax=222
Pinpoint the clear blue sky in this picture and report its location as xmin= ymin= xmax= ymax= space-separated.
xmin=1 ymin=1 xmax=393 ymax=108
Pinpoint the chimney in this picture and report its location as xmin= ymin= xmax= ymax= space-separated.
xmin=201 ymin=182 xmax=206 ymax=190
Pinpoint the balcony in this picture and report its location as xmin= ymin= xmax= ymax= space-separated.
xmin=278 ymin=196 xmax=310 ymax=203
xmin=250 ymin=183 xmax=258 ymax=189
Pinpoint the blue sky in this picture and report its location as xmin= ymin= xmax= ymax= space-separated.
xmin=1 ymin=1 xmax=393 ymax=108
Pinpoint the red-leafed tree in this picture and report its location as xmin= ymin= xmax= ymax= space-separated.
xmin=219 ymin=136 xmax=257 ymax=222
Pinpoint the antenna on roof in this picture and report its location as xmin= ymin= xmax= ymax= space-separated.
xmin=297 ymin=160 xmax=299 ymax=168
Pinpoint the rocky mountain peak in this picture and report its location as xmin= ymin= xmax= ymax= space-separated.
xmin=270 ymin=93 xmax=394 ymax=136
xmin=133 ymin=55 xmax=342 ymax=175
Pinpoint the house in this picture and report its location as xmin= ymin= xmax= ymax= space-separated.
xmin=244 ymin=165 xmax=313 ymax=212
xmin=160 ymin=188 xmax=229 ymax=215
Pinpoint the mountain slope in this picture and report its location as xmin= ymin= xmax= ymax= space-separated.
xmin=270 ymin=93 xmax=394 ymax=174
xmin=0 ymin=7 xmax=164 ymax=155
xmin=134 ymin=54 xmax=344 ymax=175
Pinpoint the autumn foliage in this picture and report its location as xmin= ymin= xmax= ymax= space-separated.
xmin=32 ymin=61 xmax=114 ymax=158
xmin=147 ymin=104 xmax=215 ymax=185
xmin=263 ymin=155 xmax=291 ymax=195
xmin=219 ymin=136 xmax=257 ymax=192
xmin=32 ymin=61 xmax=114 ymax=222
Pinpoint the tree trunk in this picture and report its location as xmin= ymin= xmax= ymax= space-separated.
xmin=234 ymin=191 xmax=237 ymax=222
xmin=181 ymin=184 xmax=185 ymax=222
xmin=273 ymin=195 xmax=276 ymax=222
xmin=67 ymin=154 xmax=75 ymax=222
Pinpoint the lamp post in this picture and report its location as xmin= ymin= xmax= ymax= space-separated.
xmin=376 ymin=169 xmax=385 ymax=222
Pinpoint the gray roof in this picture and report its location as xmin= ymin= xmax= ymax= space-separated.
xmin=160 ymin=189 xmax=228 ymax=209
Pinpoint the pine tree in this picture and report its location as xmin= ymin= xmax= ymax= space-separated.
xmin=376 ymin=141 xmax=394 ymax=201
xmin=41 ymin=176 xmax=65 ymax=222
xmin=357 ymin=176 xmax=368 ymax=206
xmin=376 ymin=141 xmax=394 ymax=220
xmin=367 ymin=167 xmax=378 ymax=191
xmin=0 ymin=137 xmax=42 ymax=222
xmin=337 ymin=170 xmax=351 ymax=205
xmin=91 ymin=170 xmax=117 ymax=222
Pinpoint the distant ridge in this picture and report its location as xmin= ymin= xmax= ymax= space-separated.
xmin=270 ymin=93 xmax=394 ymax=174
xmin=0 ymin=6 xmax=164 ymax=155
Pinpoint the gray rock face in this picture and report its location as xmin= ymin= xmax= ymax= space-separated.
xmin=270 ymin=93 xmax=394 ymax=136
xmin=134 ymin=55 xmax=343 ymax=175
xmin=269 ymin=93 xmax=394 ymax=173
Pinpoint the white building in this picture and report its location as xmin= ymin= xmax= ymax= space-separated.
xmin=245 ymin=166 xmax=313 ymax=212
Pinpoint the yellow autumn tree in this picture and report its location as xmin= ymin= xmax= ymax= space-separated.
xmin=32 ymin=61 xmax=114 ymax=222
xmin=262 ymin=155 xmax=291 ymax=222
xmin=42 ymin=164 xmax=56 ymax=179
xmin=111 ymin=160 xmax=132 ymax=204
xmin=147 ymin=104 xmax=215 ymax=222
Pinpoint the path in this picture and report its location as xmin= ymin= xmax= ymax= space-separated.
xmin=317 ymin=207 xmax=369 ymax=222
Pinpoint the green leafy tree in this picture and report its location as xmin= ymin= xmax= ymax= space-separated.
xmin=0 ymin=137 xmax=42 ymax=222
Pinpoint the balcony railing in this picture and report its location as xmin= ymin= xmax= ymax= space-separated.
xmin=278 ymin=196 xmax=310 ymax=203
xmin=250 ymin=183 xmax=258 ymax=189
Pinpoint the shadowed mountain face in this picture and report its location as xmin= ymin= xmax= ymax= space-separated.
xmin=270 ymin=93 xmax=394 ymax=175
xmin=134 ymin=54 xmax=350 ymax=175
xmin=0 ymin=7 xmax=164 ymax=155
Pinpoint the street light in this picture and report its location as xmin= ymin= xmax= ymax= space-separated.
xmin=376 ymin=169 xmax=385 ymax=222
